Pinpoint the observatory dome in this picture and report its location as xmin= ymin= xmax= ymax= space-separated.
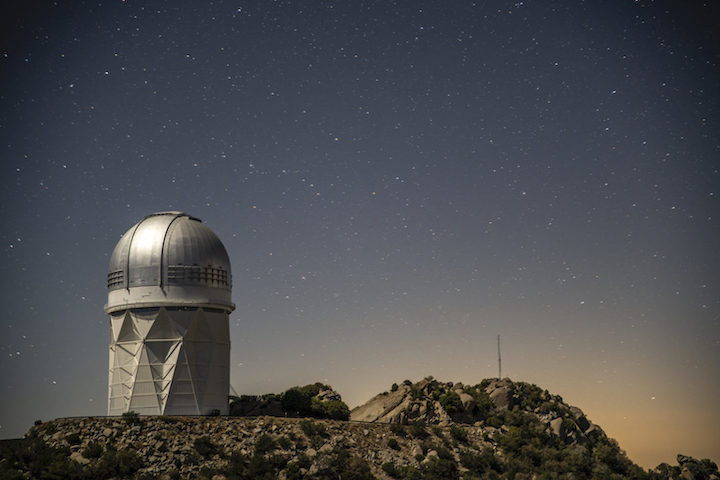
xmin=105 ymin=212 xmax=233 ymax=313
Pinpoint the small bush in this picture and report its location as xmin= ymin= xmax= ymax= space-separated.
xmin=277 ymin=435 xmax=292 ymax=450
xmin=390 ymin=423 xmax=406 ymax=437
xmin=486 ymin=415 xmax=503 ymax=428
xmin=391 ymin=383 xmax=399 ymax=392
xmin=409 ymin=421 xmax=429 ymax=439
xmin=66 ymin=432 xmax=81 ymax=445
xmin=432 ymin=426 xmax=444 ymax=437
xmin=388 ymin=438 xmax=400 ymax=450
xmin=121 ymin=411 xmax=141 ymax=425
xmin=282 ymin=388 xmax=312 ymax=416
xmin=224 ymin=451 xmax=287 ymax=479
xmin=422 ymin=454 xmax=459 ymax=479
xmin=165 ymin=468 xmax=181 ymax=480
xmin=449 ymin=425 xmax=468 ymax=443
xmin=82 ymin=441 xmax=104 ymax=459
xmin=312 ymin=398 xmax=351 ymax=420
xmin=93 ymin=447 xmax=143 ymax=478
xmin=382 ymin=461 xmax=401 ymax=478
xmin=403 ymin=379 xmax=413 ymax=386
xmin=314 ymin=446 xmax=375 ymax=479
xmin=439 ymin=391 xmax=462 ymax=413
xmin=193 ymin=436 xmax=218 ymax=459
xmin=299 ymin=419 xmax=327 ymax=438
xmin=295 ymin=453 xmax=312 ymax=469
xmin=254 ymin=434 xmax=277 ymax=454
xmin=562 ymin=418 xmax=576 ymax=431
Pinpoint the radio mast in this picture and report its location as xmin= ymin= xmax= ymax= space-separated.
xmin=497 ymin=335 xmax=502 ymax=379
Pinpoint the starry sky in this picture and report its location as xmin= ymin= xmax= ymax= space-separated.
xmin=1 ymin=0 xmax=718 ymax=468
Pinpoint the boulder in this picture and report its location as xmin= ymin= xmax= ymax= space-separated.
xmin=550 ymin=417 xmax=563 ymax=437
xmin=350 ymin=387 xmax=409 ymax=423
xmin=69 ymin=451 xmax=89 ymax=465
xmin=485 ymin=379 xmax=515 ymax=411
xmin=569 ymin=406 xmax=590 ymax=432
xmin=458 ymin=392 xmax=475 ymax=410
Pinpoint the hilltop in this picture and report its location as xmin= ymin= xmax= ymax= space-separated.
xmin=0 ymin=377 xmax=717 ymax=479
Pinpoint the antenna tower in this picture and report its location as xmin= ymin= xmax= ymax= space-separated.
xmin=497 ymin=334 xmax=502 ymax=379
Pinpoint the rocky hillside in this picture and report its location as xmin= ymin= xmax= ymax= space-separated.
xmin=1 ymin=377 xmax=717 ymax=480
xmin=351 ymin=377 xmax=603 ymax=446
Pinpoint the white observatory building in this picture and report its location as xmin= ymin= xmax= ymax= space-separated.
xmin=105 ymin=212 xmax=234 ymax=416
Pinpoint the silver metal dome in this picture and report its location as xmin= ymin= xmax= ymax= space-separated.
xmin=105 ymin=212 xmax=234 ymax=313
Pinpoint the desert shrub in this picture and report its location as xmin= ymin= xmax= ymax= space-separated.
xmin=285 ymin=454 xmax=313 ymax=479
xmin=294 ymin=437 xmax=307 ymax=450
xmin=299 ymin=382 xmax=330 ymax=398
xmin=382 ymin=461 xmax=401 ymax=478
xmin=390 ymin=423 xmax=406 ymax=437
xmin=591 ymin=437 xmax=634 ymax=476
xmin=387 ymin=438 xmax=400 ymax=450
xmin=312 ymin=397 xmax=351 ymax=420
xmin=562 ymin=417 xmax=577 ymax=432
xmin=432 ymin=426 xmax=444 ymax=437
xmin=498 ymin=426 xmax=525 ymax=453
xmin=93 ymin=447 xmax=143 ymax=479
xmin=516 ymin=382 xmax=545 ymax=411
xmin=197 ymin=466 xmax=221 ymax=479
xmin=313 ymin=446 xmax=375 ymax=480
xmin=284 ymin=462 xmax=303 ymax=480
xmin=225 ymin=451 xmax=287 ymax=479
xmin=468 ymin=387 xmax=494 ymax=420
xmin=282 ymin=388 xmax=312 ymax=416
xmin=460 ymin=447 xmax=504 ymax=476
xmin=439 ymin=391 xmax=462 ymax=414
xmin=295 ymin=453 xmax=312 ymax=469
xmin=449 ymin=425 xmax=468 ymax=443
xmin=277 ymin=435 xmax=292 ymax=450
xmin=391 ymin=383 xmax=399 ymax=392
xmin=254 ymin=434 xmax=277 ymax=454
xmin=436 ymin=445 xmax=454 ymax=461
xmin=300 ymin=419 xmax=328 ymax=449
xmin=0 ymin=437 xmax=84 ymax=480
xmin=82 ymin=440 xmax=104 ymax=459
xmin=409 ymin=421 xmax=429 ymax=439
xmin=34 ymin=419 xmax=42 ymax=426
xmin=281 ymin=384 xmax=350 ymax=420
xmin=66 ymin=432 xmax=81 ymax=445
xmin=121 ymin=410 xmax=141 ymax=425
xmin=325 ymin=400 xmax=351 ymax=420
xmin=164 ymin=468 xmax=181 ymax=479
xmin=403 ymin=379 xmax=413 ymax=386
xmin=194 ymin=436 xmax=219 ymax=459
xmin=300 ymin=419 xmax=327 ymax=438
xmin=422 ymin=454 xmax=459 ymax=479
xmin=486 ymin=415 xmax=503 ymax=428
xmin=536 ymin=400 xmax=555 ymax=415
xmin=479 ymin=379 xmax=493 ymax=389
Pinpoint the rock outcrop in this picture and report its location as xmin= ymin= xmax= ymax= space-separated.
xmin=350 ymin=377 xmax=602 ymax=449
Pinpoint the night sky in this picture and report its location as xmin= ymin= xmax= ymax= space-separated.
xmin=1 ymin=0 xmax=718 ymax=468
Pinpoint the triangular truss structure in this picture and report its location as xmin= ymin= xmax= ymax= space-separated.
xmin=108 ymin=307 xmax=230 ymax=415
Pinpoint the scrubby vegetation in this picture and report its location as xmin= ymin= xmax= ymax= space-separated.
xmin=229 ymin=382 xmax=351 ymax=421
xmin=0 ymin=435 xmax=143 ymax=480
